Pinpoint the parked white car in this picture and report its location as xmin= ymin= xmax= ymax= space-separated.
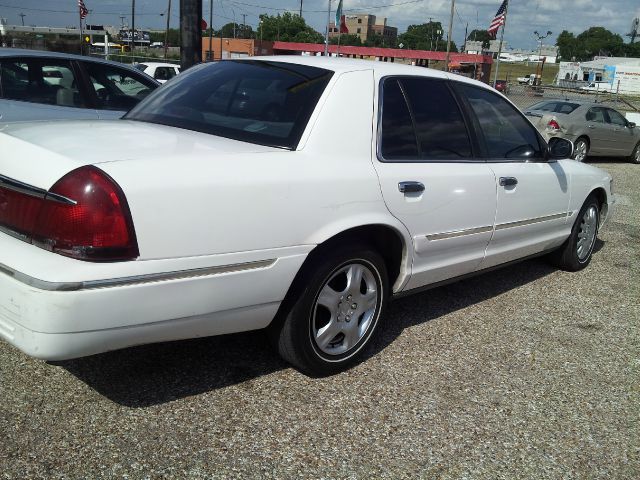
xmin=134 ymin=61 xmax=181 ymax=83
xmin=0 ymin=57 xmax=614 ymax=375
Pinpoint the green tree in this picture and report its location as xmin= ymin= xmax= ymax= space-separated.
xmin=257 ymin=13 xmax=323 ymax=43
xmin=623 ymin=41 xmax=640 ymax=57
xmin=557 ymin=27 xmax=626 ymax=61
xmin=576 ymin=26 xmax=624 ymax=58
xmin=398 ymin=21 xmax=455 ymax=52
xmin=329 ymin=34 xmax=362 ymax=46
xmin=466 ymin=29 xmax=491 ymax=49
xmin=219 ymin=22 xmax=254 ymax=39
xmin=364 ymin=34 xmax=397 ymax=48
xmin=555 ymin=30 xmax=576 ymax=61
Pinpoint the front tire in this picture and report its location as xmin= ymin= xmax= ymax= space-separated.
xmin=273 ymin=245 xmax=388 ymax=376
xmin=548 ymin=195 xmax=599 ymax=271
xmin=630 ymin=142 xmax=640 ymax=164
xmin=573 ymin=137 xmax=589 ymax=162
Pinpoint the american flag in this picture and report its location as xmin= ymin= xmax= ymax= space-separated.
xmin=488 ymin=0 xmax=508 ymax=38
xmin=78 ymin=0 xmax=89 ymax=20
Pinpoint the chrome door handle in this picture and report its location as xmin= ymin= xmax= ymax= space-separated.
xmin=499 ymin=177 xmax=518 ymax=186
xmin=398 ymin=181 xmax=425 ymax=193
xmin=587 ymin=125 xmax=596 ymax=129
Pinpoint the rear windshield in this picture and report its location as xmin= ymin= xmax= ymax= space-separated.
xmin=526 ymin=101 xmax=580 ymax=114
xmin=125 ymin=60 xmax=333 ymax=149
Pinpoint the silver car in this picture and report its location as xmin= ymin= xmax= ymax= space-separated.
xmin=524 ymin=99 xmax=640 ymax=164
xmin=0 ymin=48 xmax=160 ymax=123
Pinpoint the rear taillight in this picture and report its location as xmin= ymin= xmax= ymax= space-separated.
xmin=547 ymin=119 xmax=561 ymax=131
xmin=0 ymin=166 xmax=138 ymax=261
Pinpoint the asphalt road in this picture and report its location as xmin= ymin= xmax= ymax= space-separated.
xmin=1 ymin=159 xmax=638 ymax=479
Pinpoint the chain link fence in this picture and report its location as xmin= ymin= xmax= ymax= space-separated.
xmin=504 ymin=83 xmax=640 ymax=116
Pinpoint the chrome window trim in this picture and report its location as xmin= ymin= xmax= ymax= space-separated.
xmin=0 ymin=174 xmax=77 ymax=205
xmin=0 ymin=259 xmax=276 ymax=292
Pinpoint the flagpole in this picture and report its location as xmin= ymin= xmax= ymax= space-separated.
xmin=444 ymin=0 xmax=455 ymax=72
xmin=78 ymin=9 xmax=83 ymax=55
xmin=492 ymin=0 xmax=509 ymax=87
xmin=324 ymin=0 xmax=331 ymax=56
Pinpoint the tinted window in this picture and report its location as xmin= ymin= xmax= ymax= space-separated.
xmin=401 ymin=77 xmax=472 ymax=160
xmin=457 ymin=83 xmax=543 ymax=160
xmin=84 ymin=62 xmax=156 ymax=111
xmin=586 ymin=107 xmax=605 ymax=123
xmin=606 ymin=108 xmax=626 ymax=126
xmin=527 ymin=101 xmax=580 ymax=114
xmin=379 ymin=78 xmax=418 ymax=160
xmin=0 ymin=59 xmax=84 ymax=108
xmin=154 ymin=66 xmax=177 ymax=81
xmin=126 ymin=61 xmax=333 ymax=149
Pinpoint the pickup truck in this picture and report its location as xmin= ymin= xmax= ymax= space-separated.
xmin=579 ymin=81 xmax=613 ymax=93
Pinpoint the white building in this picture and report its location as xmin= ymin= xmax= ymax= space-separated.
xmin=558 ymin=57 xmax=640 ymax=94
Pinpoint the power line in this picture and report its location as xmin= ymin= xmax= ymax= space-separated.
xmin=230 ymin=0 xmax=427 ymax=14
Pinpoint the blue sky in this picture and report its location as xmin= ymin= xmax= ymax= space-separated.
xmin=1 ymin=0 xmax=639 ymax=50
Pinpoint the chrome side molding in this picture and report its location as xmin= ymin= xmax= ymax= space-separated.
xmin=0 ymin=259 xmax=277 ymax=292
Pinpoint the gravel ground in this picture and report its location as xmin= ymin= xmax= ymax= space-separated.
xmin=1 ymin=160 xmax=638 ymax=479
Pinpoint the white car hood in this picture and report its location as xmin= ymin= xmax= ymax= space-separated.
xmin=0 ymin=120 xmax=279 ymax=189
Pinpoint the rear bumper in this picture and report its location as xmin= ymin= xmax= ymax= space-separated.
xmin=0 ymin=249 xmax=308 ymax=360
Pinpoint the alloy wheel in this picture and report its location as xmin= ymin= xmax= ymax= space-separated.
xmin=576 ymin=205 xmax=598 ymax=261
xmin=574 ymin=140 xmax=588 ymax=162
xmin=311 ymin=262 xmax=380 ymax=357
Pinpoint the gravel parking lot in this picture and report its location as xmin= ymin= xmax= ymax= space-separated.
xmin=1 ymin=159 xmax=638 ymax=479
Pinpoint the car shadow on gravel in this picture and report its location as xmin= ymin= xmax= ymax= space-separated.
xmin=59 ymin=250 xmax=603 ymax=407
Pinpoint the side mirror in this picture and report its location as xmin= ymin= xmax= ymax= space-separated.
xmin=548 ymin=137 xmax=573 ymax=160
xmin=628 ymin=122 xmax=636 ymax=129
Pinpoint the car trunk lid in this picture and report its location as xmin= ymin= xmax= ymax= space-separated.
xmin=0 ymin=119 xmax=281 ymax=190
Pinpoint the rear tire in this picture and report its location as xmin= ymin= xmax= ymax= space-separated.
xmin=272 ymin=244 xmax=388 ymax=376
xmin=573 ymin=137 xmax=589 ymax=162
xmin=548 ymin=195 xmax=599 ymax=271
xmin=630 ymin=142 xmax=640 ymax=164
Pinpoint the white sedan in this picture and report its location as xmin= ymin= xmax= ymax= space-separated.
xmin=0 ymin=57 xmax=614 ymax=376
xmin=134 ymin=61 xmax=181 ymax=83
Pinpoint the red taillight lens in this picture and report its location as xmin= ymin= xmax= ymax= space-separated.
xmin=547 ymin=119 xmax=561 ymax=130
xmin=0 ymin=166 xmax=138 ymax=261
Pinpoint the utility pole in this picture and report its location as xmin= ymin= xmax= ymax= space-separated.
xmin=444 ymin=0 xmax=455 ymax=72
xmin=241 ymin=14 xmax=247 ymax=38
xmin=324 ymin=0 xmax=331 ymax=56
xmin=208 ymin=0 xmax=213 ymax=60
xmin=18 ymin=13 xmax=26 ymax=26
xmin=299 ymin=0 xmax=303 ymax=18
xmin=164 ymin=0 xmax=172 ymax=59
xmin=120 ymin=15 xmax=126 ymax=29
xmin=131 ymin=0 xmax=135 ymax=63
xmin=180 ymin=0 xmax=203 ymax=69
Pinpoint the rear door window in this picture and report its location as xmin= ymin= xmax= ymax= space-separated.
xmin=379 ymin=76 xmax=473 ymax=161
xmin=400 ymin=77 xmax=472 ymax=160
xmin=586 ymin=107 xmax=606 ymax=123
xmin=0 ymin=59 xmax=84 ymax=108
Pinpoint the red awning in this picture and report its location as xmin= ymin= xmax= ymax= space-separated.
xmin=271 ymin=41 xmax=493 ymax=64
